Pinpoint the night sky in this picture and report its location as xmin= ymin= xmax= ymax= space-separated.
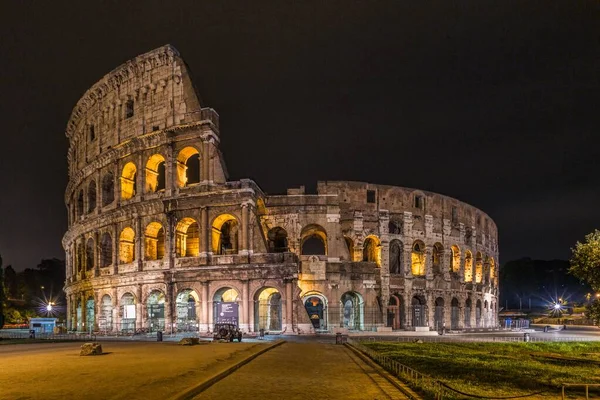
xmin=1 ymin=1 xmax=599 ymax=271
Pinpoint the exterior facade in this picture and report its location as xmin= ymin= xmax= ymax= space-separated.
xmin=63 ymin=45 xmax=499 ymax=334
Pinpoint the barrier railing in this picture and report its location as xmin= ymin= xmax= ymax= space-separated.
xmin=561 ymin=384 xmax=600 ymax=400
xmin=355 ymin=335 xmax=596 ymax=344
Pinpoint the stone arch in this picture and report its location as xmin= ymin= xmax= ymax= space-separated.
xmin=411 ymin=295 xmax=427 ymax=327
xmin=85 ymin=296 xmax=95 ymax=331
xmin=387 ymin=294 xmax=405 ymax=329
xmin=212 ymin=214 xmax=239 ymax=255
xmin=362 ymin=235 xmax=381 ymax=266
xmin=145 ymin=153 xmax=166 ymax=193
xmin=175 ymin=289 xmax=199 ymax=331
xmin=120 ymin=162 xmax=137 ymax=200
xmin=119 ymin=227 xmax=135 ymax=263
xmin=450 ymin=298 xmax=460 ymax=330
xmin=344 ymin=236 xmax=355 ymax=261
xmin=432 ymin=242 xmax=443 ymax=276
xmin=144 ymin=221 xmax=165 ymax=260
xmin=176 ymin=146 xmax=201 ymax=187
xmin=464 ymin=298 xmax=472 ymax=328
xmin=464 ymin=250 xmax=473 ymax=282
xmin=389 ymin=240 xmax=403 ymax=275
xmin=484 ymin=300 xmax=489 ymax=327
xmin=300 ymin=224 xmax=327 ymax=256
xmin=85 ymin=237 xmax=94 ymax=270
xmin=101 ymin=172 xmax=114 ymax=207
xmin=76 ymin=189 xmax=84 ymax=217
xmin=212 ymin=286 xmax=241 ymax=325
xmin=99 ymin=294 xmax=113 ymax=332
xmin=147 ymin=290 xmax=166 ymax=332
xmin=411 ymin=240 xmax=426 ymax=276
xmin=475 ymin=252 xmax=483 ymax=283
xmin=434 ymin=297 xmax=445 ymax=330
xmin=341 ymin=292 xmax=364 ymax=330
xmin=451 ymin=245 xmax=461 ymax=274
xmin=489 ymin=257 xmax=496 ymax=286
xmin=254 ymin=287 xmax=282 ymax=332
xmin=100 ymin=232 xmax=112 ymax=267
xmin=476 ymin=299 xmax=482 ymax=327
xmin=176 ymin=217 xmax=200 ymax=257
xmin=120 ymin=292 xmax=136 ymax=332
xmin=302 ymin=292 xmax=328 ymax=331
xmin=87 ymin=180 xmax=97 ymax=213
xmin=267 ymin=227 xmax=288 ymax=253
xmin=388 ymin=219 xmax=402 ymax=235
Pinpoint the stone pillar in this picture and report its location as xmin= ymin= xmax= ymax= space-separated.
xmin=80 ymin=293 xmax=87 ymax=332
xmin=136 ymin=285 xmax=143 ymax=331
xmin=135 ymin=216 xmax=143 ymax=271
xmin=425 ymin=245 xmax=434 ymax=279
xmin=66 ymin=295 xmax=72 ymax=331
xmin=165 ymin=283 xmax=173 ymax=334
xmin=112 ymin=224 xmax=119 ymax=274
xmin=459 ymin=305 xmax=465 ymax=329
xmin=167 ymin=213 xmax=175 ymax=270
xmin=240 ymin=203 xmax=248 ymax=255
xmin=427 ymin=296 xmax=435 ymax=329
xmin=200 ymin=207 xmax=209 ymax=256
xmin=200 ymin=282 xmax=209 ymax=332
xmin=165 ymin=144 xmax=174 ymax=196
xmin=207 ymin=139 xmax=214 ymax=183
xmin=137 ymin=153 xmax=144 ymax=200
xmin=248 ymin=205 xmax=255 ymax=255
xmin=112 ymin=287 xmax=118 ymax=332
xmin=403 ymin=243 xmax=413 ymax=278
xmin=285 ymin=280 xmax=294 ymax=333
xmin=94 ymin=231 xmax=100 ymax=277
xmin=241 ymin=280 xmax=249 ymax=331
xmin=202 ymin=141 xmax=210 ymax=183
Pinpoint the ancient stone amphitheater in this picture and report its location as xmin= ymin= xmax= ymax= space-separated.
xmin=63 ymin=45 xmax=499 ymax=335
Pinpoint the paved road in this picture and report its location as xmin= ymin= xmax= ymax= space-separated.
xmin=197 ymin=342 xmax=408 ymax=400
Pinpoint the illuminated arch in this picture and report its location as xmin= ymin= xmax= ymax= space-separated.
xmin=451 ymin=245 xmax=461 ymax=274
xmin=489 ymin=257 xmax=496 ymax=285
xmin=145 ymin=154 xmax=166 ymax=193
xmin=411 ymin=240 xmax=426 ymax=276
xmin=87 ymin=180 xmax=97 ymax=213
xmin=300 ymin=224 xmax=327 ymax=255
xmin=432 ymin=242 xmax=443 ymax=275
xmin=176 ymin=217 xmax=200 ymax=257
xmin=212 ymin=214 xmax=239 ymax=255
xmin=475 ymin=252 xmax=483 ymax=283
xmin=362 ymin=235 xmax=381 ymax=266
xmin=144 ymin=222 xmax=165 ymax=260
xmin=254 ymin=287 xmax=282 ymax=331
xmin=119 ymin=227 xmax=135 ymax=263
xmin=176 ymin=146 xmax=201 ymax=187
xmin=267 ymin=227 xmax=288 ymax=253
xmin=464 ymin=250 xmax=473 ymax=282
xmin=121 ymin=162 xmax=137 ymax=200
xmin=100 ymin=232 xmax=112 ymax=268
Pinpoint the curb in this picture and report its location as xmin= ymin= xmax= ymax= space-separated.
xmin=344 ymin=343 xmax=423 ymax=400
xmin=169 ymin=340 xmax=286 ymax=400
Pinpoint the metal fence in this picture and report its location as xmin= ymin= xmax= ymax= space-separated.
xmin=354 ymin=334 xmax=599 ymax=344
xmin=0 ymin=330 xmax=97 ymax=341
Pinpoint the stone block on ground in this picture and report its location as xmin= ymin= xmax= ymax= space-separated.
xmin=80 ymin=342 xmax=103 ymax=356
xmin=178 ymin=337 xmax=200 ymax=346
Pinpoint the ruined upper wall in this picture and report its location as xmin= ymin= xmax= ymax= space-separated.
xmin=65 ymin=45 xmax=213 ymax=176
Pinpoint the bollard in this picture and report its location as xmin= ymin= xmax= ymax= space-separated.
xmin=157 ymin=331 xmax=163 ymax=342
xmin=336 ymin=332 xmax=342 ymax=344
xmin=523 ymin=332 xmax=530 ymax=342
xmin=259 ymin=328 xmax=265 ymax=339
xmin=29 ymin=330 xmax=35 ymax=339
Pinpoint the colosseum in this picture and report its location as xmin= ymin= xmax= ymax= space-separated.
xmin=63 ymin=45 xmax=499 ymax=335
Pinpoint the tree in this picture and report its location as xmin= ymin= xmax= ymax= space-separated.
xmin=0 ymin=254 xmax=5 ymax=329
xmin=570 ymin=230 xmax=600 ymax=325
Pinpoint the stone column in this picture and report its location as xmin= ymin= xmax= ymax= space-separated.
xmin=135 ymin=216 xmax=143 ymax=271
xmin=94 ymin=231 xmax=100 ymax=277
xmin=285 ymin=280 xmax=294 ymax=333
xmin=165 ymin=283 xmax=173 ymax=334
xmin=80 ymin=293 xmax=87 ymax=332
xmin=403 ymin=243 xmax=413 ymax=278
xmin=200 ymin=207 xmax=209 ymax=256
xmin=240 ymin=203 xmax=248 ymax=255
xmin=241 ymin=280 xmax=249 ymax=332
xmin=202 ymin=141 xmax=210 ymax=183
xmin=112 ymin=224 xmax=119 ymax=274
xmin=137 ymin=153 xmax=144 ymax=200
xmin=66 ymin=295 xmax=72 ymax=331
xmin=166 ymin=213 xmax=175 ymax=270
xmin=200 ymin=282 xmax=209 ymax=332
xmin=425 ymin=245 xmax=434 ymax=279
xmin=136 ymin=285 xmax=143 ymax=331
xmin=112 ymin=287 xmax=118 ymax=332
xmin=165 ymin=144 xmax=174 ymax=196
xmin=459 ymin=305 xmax=465 ymax=329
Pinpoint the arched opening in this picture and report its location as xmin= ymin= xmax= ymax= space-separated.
xmin=484 ymin=300 xmax=489 ymax=327
xmin=344 ymin=237 xmax=354 ymax=261
xmin=300 ymin=224 xmax=327 ymax=255
xmin=76 ymin=190 xmax=84 ymax=217
xmin=303 ymin=293 xmax=327 ymax=331
xmin=254 ymin=287 xmax=282 ymax=332
xmin=432 ymin=243 xmax=443 ymax=275
xmin=451 ymin=298 xmax=460 ymax=330
xmin=99 ymin=295 xmax=112 ymax=332
xmin=451 ymin=245 xmax=461 ymax=274
xmin=267 ymin=227 xmax=288 ymax=253
xmin=85 ymin=238 xmax=94 ymax=271
xmin=87 ymin=181 xmax=97 ymax=213
xmin=411 ymin=296 xmax=427 ymax=327
xmin=147 ymin=291 xmax=166 ymax=332
xmin=176 ymin=217 xmax=200 ymax=257
xmin=212 ymin=214 xmax=239 ymax=255
xmin=476 ymin=300 xmax=482 ymax=327
xmin=100 ymin=232 xmax=112 ymax=268
xmin=120 ymin=293 xmax=136 ymax=333
xmin=76 ymin=243 xmax=84 ymax=273
xmin=386 ymin=294 xmax=405 ymax=329
xmin=411 ymin=240 xmax=426 ymax=276
xmin=85 ymin=296 xmax=95 ymax=332
xmin=475 ymin=252 xmax=483 ymax=283
xmin=176 ymin=290 xmax=198 ymax=332
xmin=465 ymin=298 xmax=472 ymax=328
xmin=434 ymin=297 xmax=445 ymax=331
xmin=489 ymin=258 xmax=496 ymax=286
xmin=388 ymin=219 xmax=402 ymax=234
xmin=120 ymin=162 xmax=137 ymax=200
xmin=145 ymin=154 xmax=166 ymax=193
xmin=389 ymin=240 xmax=404 ymax=275
xmin=341 ymin=292 xmax=363 ymax=330
xmin=101 ymin=173 xmax=114 ymax=207
xmin=213 ymin=287 xmax=240 ymax=325
xmin=144 ymin=222 xmax=165 ymax=261
xmin=464 ymin=251 xmax=473 ymax=282
xmin=76 ymin=299 xmax=82 ymax=330
xmin=362 ymin=236 xmax=380 ymax=266
xmin=119 ymin=227 xmax=135 ymax=263
xmin=177 ymin=146 xmax=201 ymax=187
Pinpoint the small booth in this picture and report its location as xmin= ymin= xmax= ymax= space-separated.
xmin=29 ymin=318 xmax=57 ymax=335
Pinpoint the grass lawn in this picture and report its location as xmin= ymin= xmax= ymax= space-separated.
xmin=363 ymin=341 xmax=600 ymax=399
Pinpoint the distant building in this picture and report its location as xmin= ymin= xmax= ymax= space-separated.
xmin=63 ymin=45 xmax=499 ymax=334
xmin=29 ymin=318 xmax=57 ymax=334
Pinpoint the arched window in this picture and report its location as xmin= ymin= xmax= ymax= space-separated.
xmin=300 ymin=224 xmax=327 ymax=256
xmin=76 ymin=190 xmax=84 ymax=217
xmin=389 ymin=240 xmax=403 ymax=274
xmin=145 ymin=154 xmax=166 ymax=193
xmin=362 ymin=236 xmax=380 ymax=265
xmin=100 ymin=232 xmax=112 ymax=268
xmin=212 ymin=214 xmax=239 ymax=255
xmin=451 ymin=245 xmax=461 ymax=274
xmin=411 ymin=241 xmax=425 ymax=276
xmin=177 ymin=147 xmax=201 ymax=187
xmin=101 ymin=173 xmax=114 ymax=206
xmin=464 ymin=251 xmax=473 ymax=282
xmin=432 ymin=243 xmax=443 ymax=275
xmin=344 ymin=237 xmax=355 ymax=261
xmin=489 ymin=258 xmax=496 ymax=286
xmin=86 ymin=238 xmax=95 ymax=270
xmin=475 ymin=252 xmax=483 ymax=283
xmin=87 ymin=181 xmax=97 ymax=213
xmin=144 ymin=222 xmax=165 ymax=260
xmin=121 ymin=162 xmax=137 ymax=200
xmin=267 ymin=227 xmax=288 ymax=253
xmin=119 ymin=227 xmax=135 ymax=263
xmin=176 ymin=218 xmax=199 ymax=257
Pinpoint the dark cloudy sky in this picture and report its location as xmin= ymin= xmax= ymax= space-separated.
xmin=1 ymin=1 xmax=599 ymax=270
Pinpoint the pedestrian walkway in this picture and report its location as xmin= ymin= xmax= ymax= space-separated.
xmin=197 ymin=342 xmax=409 ymax=399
